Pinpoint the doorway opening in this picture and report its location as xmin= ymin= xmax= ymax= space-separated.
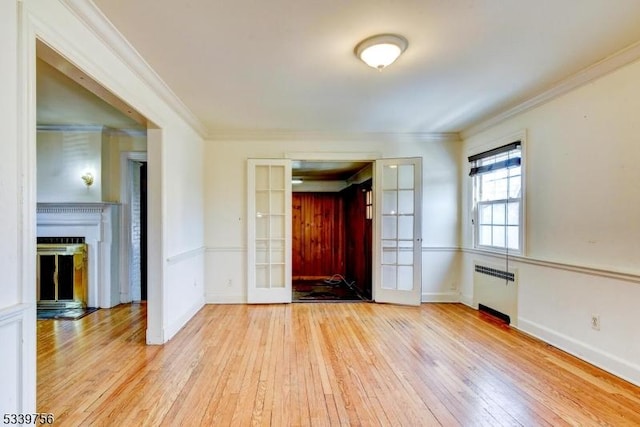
xmin=122 ymin=155 xmax=149 ymax=302
xmin=291 ymin=161 xmax=373 ymax=302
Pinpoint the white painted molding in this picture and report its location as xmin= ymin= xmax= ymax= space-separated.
xmin=205 ymin=246 xmax=246 ymax=253
xmin=0 ymin=304 xmax=30 ymax=324
xmin=463 ymin=39 xmax=640 ymax=138
xmin=211 ymin=130 xmax=461 ymax=143
xmin=37 ymin=124 xmax=147 ymax=137
xmin=421 ymin=292 xmax=460 ymax=303
xmin=37 ymin=202 xmax=115 ymax=214
xmin=163 ymin=299 xmax=205 ymax=341
xmin=166 ymin=246 xmax=206 ymax=265
xmin=37 ymin=124 xmax=104 ymax=133
xmin=518 ymin=317 xmax=640 ymax=387
xmin=205 ymin=245 xmax=639 ymax=284
xmin=421 ymin=246 xmax=460 ymax=253
xmin=205 ymin=293 xmax=246 ymax=304
xmin=61 ymin=0 xmax=208 ymax=138
xmin=285 ymin=151 xmax=381 ymax=161
xmin=461 ymin=247 xmax=640 ymax=284
xmin=459 ymin=294 xmax=474 ymax=308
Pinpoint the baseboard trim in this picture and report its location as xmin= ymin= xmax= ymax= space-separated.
xmin=164 ymin=298 xmax=205 ymax=341
xmin=518 ymin=317 xmax=640 ymax=387
xmin=422 ymin=292 xmax=460 ymax=303
xmin=205 ymin=293 xmax=246 ymax=304
xmin=459 ymin=293 xmax=474 ymax=308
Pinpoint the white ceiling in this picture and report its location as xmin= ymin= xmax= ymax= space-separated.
xmin=37 ymin=57 xmax=144 ymax=130
xmin=68 ymin=1 xmax=640 ymax=135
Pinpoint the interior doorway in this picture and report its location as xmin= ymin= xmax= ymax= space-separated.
xmin=291 ymin=161 xmax=373 ymax=302
xmin=247 ymin=156 xmax=422 ymax=306
xmin=121 ymin=153 xmax=148 ymax=302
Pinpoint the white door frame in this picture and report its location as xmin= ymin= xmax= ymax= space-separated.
xmin=119 ymin=151 xmax=148 ymax=303
xmin=248 ymin=153 xmax=423 ymax=305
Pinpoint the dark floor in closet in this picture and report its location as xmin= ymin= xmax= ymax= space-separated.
xmin=293 ymin=278 xmax=366 ymax=302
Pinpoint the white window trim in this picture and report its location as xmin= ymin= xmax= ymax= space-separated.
xmin=468 ymin=130 xmax=526 ymax=256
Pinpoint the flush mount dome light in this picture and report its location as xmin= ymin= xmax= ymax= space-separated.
xmin=354 ymin=34 xmax=408 ymax=70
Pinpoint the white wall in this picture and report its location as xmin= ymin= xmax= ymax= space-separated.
xmin=204 ymin=136 xmax=461 ymax=303
xmin=103 ymin=129 xmax=147 ymax=202
xmin=1 ymin=0 xmax=37 ymax=414
xmin=460 ymin=58 xmax=640 ymax=385
xmin=5 ymin=0 xmax=206 ymax=410
xmin=37 ymin=130 xmax=103 ymax=202
xmin=37 ymin=128 xmax=147 ymax=203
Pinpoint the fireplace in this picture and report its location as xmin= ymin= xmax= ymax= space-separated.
xmin=37 ymin=237 xmax=88 ymax=309
xmin=37 ymin=203 xmax=120 ymax=308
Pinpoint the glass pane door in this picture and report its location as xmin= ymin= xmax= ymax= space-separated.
xmin=374 ymin=158 xmax=422 ymax=305
xmin=247 ymin=159 xmax=292 ymax=303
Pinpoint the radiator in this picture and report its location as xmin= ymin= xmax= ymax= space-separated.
xmin=473 ymin=263 xmax=518 ymax=325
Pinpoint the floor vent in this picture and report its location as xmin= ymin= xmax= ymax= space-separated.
xmin=474 ymin=263 xmax=518 ymax=327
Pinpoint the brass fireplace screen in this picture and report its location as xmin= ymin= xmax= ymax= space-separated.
xmin=37 ymin=237 xmax=88 ymax=309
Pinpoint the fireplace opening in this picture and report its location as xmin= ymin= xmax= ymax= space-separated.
xmin=37 ymin=237 xmax=88 ymax=309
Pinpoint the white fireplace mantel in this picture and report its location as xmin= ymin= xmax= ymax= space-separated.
xmin=37 ymin=203 xmax=120 ymax=308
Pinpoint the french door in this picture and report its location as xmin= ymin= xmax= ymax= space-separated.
xmin=247 ymin=157 xmax=422 ymax=305
xmin=247 ymin=159 xmax=292 ymax=303
xmin=373 ymin=158 xmax=422 ymax=305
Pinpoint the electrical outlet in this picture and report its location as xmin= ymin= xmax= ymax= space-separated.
xmin=226 ymin=279 xmax=233 ymax=288
xmin=591 ymin=314 xmax=601 ymax=331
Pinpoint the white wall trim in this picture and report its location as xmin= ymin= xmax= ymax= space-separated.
xmin=60 ymin=0 xmax=208 ymax=138
xmin=462 ymin=247 xmax=640 ymax=284
xmin=206 ymin=246 xmax=246 ymax=253
xmin=119 ymin=151 xmax=147 ymax=303
xmin=422 ymin=292 xmax=460 ymax=303
xmin=422 ymin=246 xmax=459 ymax=253
xmin=518 ymin=317 xmax=640 ymax=387
xmin=285 ymin=151 xmax=382 ymax=161
xmin=462 ymin=39 xmax=640 ymax=138
xmin=163 ymin=299 xmax=205 ymax=341
xmin=37 ymin=124 xmax=104 ymax=133
xmin=166 ymin=246 xmax=206 ymax=265
xmin=0 ymin=304 xmax=29 ymax=324
xmin=205 ymin=293 xmax=245 ymax=304
xmin=210 ymin=130 xmax=460 ymax=143
xmin=459 ymin=293 xmax=474 ymax=308
xmin=37 ymin=124 xmax=147 ymax=137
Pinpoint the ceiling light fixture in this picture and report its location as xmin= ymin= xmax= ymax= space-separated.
xmin=354 ymin=34 xmax=408 ymax=70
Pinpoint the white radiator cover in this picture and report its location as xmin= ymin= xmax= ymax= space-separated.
xmin=473 ymin=262 xmax=518 ymax=326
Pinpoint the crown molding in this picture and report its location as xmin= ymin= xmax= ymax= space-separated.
xmin=462 ymin=39 xmax=640 ymax=139
xmin=37 ymin=124 xmax=104 ymax=133
xmin=208 ymin=129 xmax=460 ymax=143
xmin=61 ymin=0 xmax=208 ymax=139
xmin=36 ymin=124 xmax=147 ymax=137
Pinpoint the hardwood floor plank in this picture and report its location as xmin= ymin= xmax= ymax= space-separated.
xmin=37 ymin=302 xmax=640 ymax=426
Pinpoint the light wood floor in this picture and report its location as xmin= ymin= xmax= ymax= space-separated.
xmin=37 ymin=303 xmax=640 ymax=426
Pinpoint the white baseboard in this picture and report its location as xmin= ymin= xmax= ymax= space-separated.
xmin=459 ymin=293 xmax=474 ymax=308
xmin=518 ymin=317 xmax=640 ymax=387
xmin=422 ymin=292 xmax=460 ymax=303
xmin=164 ymin=298 xmax=205 ymax=342
xmin=205 ymin=293 xmax=246 ymax=304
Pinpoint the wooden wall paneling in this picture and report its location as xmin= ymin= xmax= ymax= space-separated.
xmin=292 ymin=193 xmax=345 ymax=279
xmin=342 ymin=179 xmax=372 ymax=297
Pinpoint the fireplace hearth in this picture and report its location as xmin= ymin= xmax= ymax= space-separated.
xmin=37 ymin=237 xmax=88 ymax=309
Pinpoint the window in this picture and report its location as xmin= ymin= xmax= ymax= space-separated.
xmin=469 ymin=142 xmax=522 ymax=252
xmin=365 ymin=190 xmax=373 ymax=220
